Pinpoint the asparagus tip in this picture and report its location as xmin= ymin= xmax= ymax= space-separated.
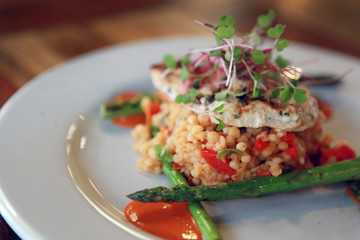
xmin=127 ymin=186 xmax=171 ymax=202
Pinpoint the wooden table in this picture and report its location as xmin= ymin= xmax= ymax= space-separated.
xmin=0 ymin=0 xmax=359 ymax=238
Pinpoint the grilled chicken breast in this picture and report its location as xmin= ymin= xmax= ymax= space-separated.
xmin=151 ymin=64 xmax=319 ymax=132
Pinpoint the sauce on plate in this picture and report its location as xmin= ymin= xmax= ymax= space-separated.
xmin=125 ymin=200 xmax=202 ymax=240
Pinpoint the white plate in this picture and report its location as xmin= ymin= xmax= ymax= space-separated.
xmin=0 ymin=36 xmax=360 ymax=240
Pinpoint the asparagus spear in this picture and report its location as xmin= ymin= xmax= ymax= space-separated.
xmin=100 ymin=97 xmax=144 ymax=119
xmin=128 ymin=157 xmax=360 ymax=202
xmin=153 ymin=145 xmax=222 ymax=240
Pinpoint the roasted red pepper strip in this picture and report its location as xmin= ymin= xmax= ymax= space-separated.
xmin=284 ymin=145 xmax=299 ymax=160
xmin=281 ymin=132 xmax=298 ymax=146
xmin=111 ymin=92 xmax=146 ymax=127
xmin=201 ymin=148 xmax=236 ymax=175
xmin=320 ymin=144 xmax=356 ymax=165
xmin=254 ymin=137 xmax=269 ymax=153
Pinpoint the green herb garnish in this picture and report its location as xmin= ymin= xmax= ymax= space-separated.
xmin=180 ymin=65 xmax=190 ymax=80
xmin=276 ymin=39 xmax=290 ymax=52
xmin=213 ymin=104 xmax=225 ymax=112
xmin=233 ymin=91 xmax=247 ymax=97
xmin=175 ymin=88 xmax=197 ymax=104
xmin=275 ymin=55 xmax=290 ymax=69
xmin=154 ymin=145 xmax=173 ymax=163
xmin=216 ymin=15 xmax=236 ymax=39
xmin=217 ymin=148 xmax=244 ymax=159
xmin=162 ymin=10 xmax=312 ymax=109
xmin=257 ymin=9 xmax=276 ymax=28
xmin=251 ymin=50 xmax=265 ymax=64
xmin=215 ymin=118 xmax=224 ymax=131
xmin=162 ymin=54 xmax=176 ymax=69
xmin=267 ymin=24 xmax=285 ymax=38
xmin=151 ymin=126 xmax=160 ymax=138
xmin=279 ymin=86 xmax=293 ymax=102
xmin=271 ymin=87 xmax=282 ymax=98
xmin=215 ymin=91 xmax=227 ymax=101
xmin=180 ymin=56 xmax=191 ymax=65
xmin=293 ymin=88 xmax=307 ymax=103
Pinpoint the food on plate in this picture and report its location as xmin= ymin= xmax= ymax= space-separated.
xmin=125 ymin=13 xmax=356 ymax=186
xmin=128 ymin=157 xmax=360 ymax=202
xmin=101 ymin=10 xmax=358 ymax=240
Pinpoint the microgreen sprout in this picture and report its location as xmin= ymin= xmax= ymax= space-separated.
xmin=215 ymin=15 xmax=236 ymax=40
xmin=215 ymin=118 xmax=224 ymax=131
xmin=293 ymin=88 xmax=307 ymax=103
xmin=162 ymin=54 xmax=176 ymax=69
xmin=175 ymin=88 xmax=197 ymax=104
xmin=275 ymin=55 xmax=290 ymax=69
xmin=217 ymin=148 xmax=244 ymax=159
xmin=251 ymin=50 xmax=265 ymax=64
xmin=180 ymin=66 xmax=190 ymax=80
xmin=279 ymin=86 xmax=293 ymax=102
xmin=154 ymin=145 xmax=174 ymax=163
xmin=213 ymin=104 xmax=225 ymax=112
xmin=272 ymin=84 xmax=307 ymax=104
xmin=257 ymin=9 xmax=276 ymax=28
xmin=215 ymin=91 xmax=227 ymax=101
xmin=233 ymin=91 xmax=247 ymax=97
xmin=276 ymin=39 xmax=290 ymax=52
xmin=267 ymin=24 xmax=285 ymax=38
xmin=180 ymin=56 xmax=191 ymax=65
xmin=161 ymin=10 xmax=311 ymax=109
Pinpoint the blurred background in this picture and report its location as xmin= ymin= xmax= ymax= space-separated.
xmin=0 ymin=0 xmax=359 ymax=238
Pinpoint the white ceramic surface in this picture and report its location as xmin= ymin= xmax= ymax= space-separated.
xmin=0 ymin=36 xmax=359 ymax=240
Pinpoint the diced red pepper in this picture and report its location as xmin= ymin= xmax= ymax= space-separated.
xmin=320 ymin=147 xmax=336 ymax=165
xmin=255 ymin=168 xmax=271 ymax=177
xmin=284 ymin=145 xmax=299 ymax=160
xmin=200 ymin=148 xmax=236 ymax=175
xmin=172 ymin=162 xmax=183 ymax=169
xmin=112 ymin=114 xmax=146 ymax=128
xmin=334 ymin=145 xmax=356 ymax=161
xmin=254 ymin=138 xmax=269 ymax=153
xmin=281 ymin=132 xmax=298 ymax=146
xmin=144 ymin=100 xmax=161 ymax=127
xmin=320 ymin=144 xmax=356 ymax=165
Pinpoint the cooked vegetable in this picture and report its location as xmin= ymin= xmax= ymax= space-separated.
xmin=112 ymin=114 xmax=146 ymax=128
xmin=100 ymin=94 xmax=144 ymax=119
xmin=101 ymin=93 xmax=162 ymax=129
xmin=154 ymin=145 xmax=222 ymax=240
xmin=201 ymin=148 xmax=237 ymax=175
xmin=100 ymin=92 xmax=146 ymax=127
xmin=128 ymin=157 xmax=360 ymax=202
